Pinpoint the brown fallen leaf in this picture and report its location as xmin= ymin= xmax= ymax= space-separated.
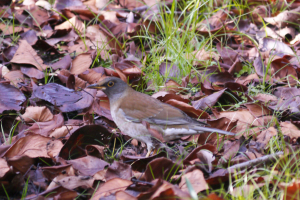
xmin=59 ymin=125 xmax=114 ymax=160
xmin=264 ymin=7 xmax=300 ymax=28
xmin=70 ymin=53 xmax=93 ymax=75
xmin=279 ymin=179 xmax=300 ymax=200
xmin=0 ymin=158 xmax=10 ymax=178
xmin=0 ymin=83 xmax=26 ymax=113
xmin=280 ymin=121 xmax=300 ymax=139
xmin=4 ymin=70 xmax=24 ymax=86
xmin=142 ymin=157 xmax=182 ymax=182
xmin=179 ymin=169 xmax=209 ymax=193
xmin=10 ymin=40 xmax=47 ymax=71
xmin=4 ymin=133 xmax=51 ymax=158
xmin=55 ymin=16 xmax=85 ymax=33
xmin=254 ymin=127 xmax=278 ymax=150
xmin=41 ymin=164 xmax=75 ymax=181
xmin=115 ymin=191 xmax=137 ymax=200
xmin=67 ymin=155 xmax=108 ymax=176
xmin=17 ymin=106 xmax=53 ymax=123
xmin=91 ymin=178 xmax=132 ymax=199
xmin=105 ymin=161 xmax=133 ymax=181
xmin=47 ymin=175 xmax=94 ymax=190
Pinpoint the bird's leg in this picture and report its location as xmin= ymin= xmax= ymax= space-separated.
xmin=145 ymin=146 xmax=153 ymax=157
xmin=145 ymin=149 xmax=152 ymax=157
xmin=152 ymin=148 xmax=158 ymax=156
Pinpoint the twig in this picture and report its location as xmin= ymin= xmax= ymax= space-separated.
xmin=228 ymin=151 xmax=283 ymax=171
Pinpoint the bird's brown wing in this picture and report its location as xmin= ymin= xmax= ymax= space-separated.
xmin=118 ymin=92 xmax=204 ymax=126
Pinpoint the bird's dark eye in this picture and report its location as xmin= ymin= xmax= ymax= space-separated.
xmin=107 ymin=81 xmax=114 ymax=87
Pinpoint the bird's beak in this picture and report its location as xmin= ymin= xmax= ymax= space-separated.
xmin=87 ymin=83 xmax=106 ymax=90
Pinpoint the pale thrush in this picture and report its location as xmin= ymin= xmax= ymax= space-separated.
xmin=88 ymin=77 xmax=234 ymax=157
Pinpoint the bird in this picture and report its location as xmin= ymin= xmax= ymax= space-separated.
xmin=87 ymin=76 xmax=235 ymax=157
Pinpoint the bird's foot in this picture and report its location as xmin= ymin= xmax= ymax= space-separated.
xmin=145 ymin=148 xmax=158 ymax=157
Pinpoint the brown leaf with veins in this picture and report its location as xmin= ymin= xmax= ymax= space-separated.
xmin=255 ymin=127 xmax=277 ymax=150
xmin=67 ymin=155 xmax=109 ymax=176
xmin=4 ymin=133 xmax=51 ymax=158
xmin=17 ymin=106 xmax=53 ymax=123
xmin=105 ymin=161 xmax=132 ymax=181
xmin=281 ymin=121 xmax=300 ymax=139
xmin=4 ymin=70 xmax=24 ymax=86
xmin=26 ymin=113 xmax=64 ymax=136
xmin=10 ymin=40 xmax=47 ymax=71
xmin=48 ymin=175 xmax=94 ymax=190
xmin=179 ymin=169 xmax=209 ymax=193
xmin=70 ymin=53 xmax=93 ymax=75
xmin=91 ymin=178 xmax=132 ymax=199
xmin=55 ymin=16 xmax=85 ymax=33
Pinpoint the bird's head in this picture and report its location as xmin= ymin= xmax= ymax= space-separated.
xmin=87 ymin=77 xmax=129 ymax=99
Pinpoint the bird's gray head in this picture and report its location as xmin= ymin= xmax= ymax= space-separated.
xmin=87 ymin=77 xmax=129 ymax=99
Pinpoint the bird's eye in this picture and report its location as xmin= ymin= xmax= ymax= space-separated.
xmin=107 ymin=81 xmax=114 ymax=87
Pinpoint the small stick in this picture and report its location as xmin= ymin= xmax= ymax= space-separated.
xmin=227 ymin=151 xmax=283 ymax=171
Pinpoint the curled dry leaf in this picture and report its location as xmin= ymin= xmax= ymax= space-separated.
xmin=183 ymin=144 xmax=217 ymax=165
xmin=49 ymin=125 xmax=72 ymax=138
xmin=120 ymin=152 xmax=167 ymax=172
xmin=196 ymin=150 xmax=215 ymax=173
xmin=193 ymin=89 xmax=226 ymax=110
xmin=55 ymin=16 xmax=85 ymax=33
xmin=59 ymin=125 xmax=114 ymax=160
xmin=142 ymin=157 xmax=182 ymax=182
xmin=264 ymin=7 xmax=300 ymax=28
xmin=91 ymin=178 xmax=132 ymax=200
xmin=25 ymin=113 xmax=64 ymax=136
xmin=179 ymin=169 xmax=209 ymax=193
xmin=152 ymin=91 xmax=190 ymax=104
xmin=17 ymin=106 xmax=53 ymax=123
xmin=10 ymin=40 xmax=47 ymax=71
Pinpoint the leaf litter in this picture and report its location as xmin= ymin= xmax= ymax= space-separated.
xmin=1 ymin=0 xmax=300 ymax=199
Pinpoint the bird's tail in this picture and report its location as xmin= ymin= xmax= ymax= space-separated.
xmin=192 ymin=126 xmax=235 ymax=136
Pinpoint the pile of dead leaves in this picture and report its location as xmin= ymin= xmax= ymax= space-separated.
xmin=1 ymin=0 xmax=300 ymax=199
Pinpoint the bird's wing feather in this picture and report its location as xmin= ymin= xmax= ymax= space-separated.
xmin=118 ymin=92 xmax=196 ymax=125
